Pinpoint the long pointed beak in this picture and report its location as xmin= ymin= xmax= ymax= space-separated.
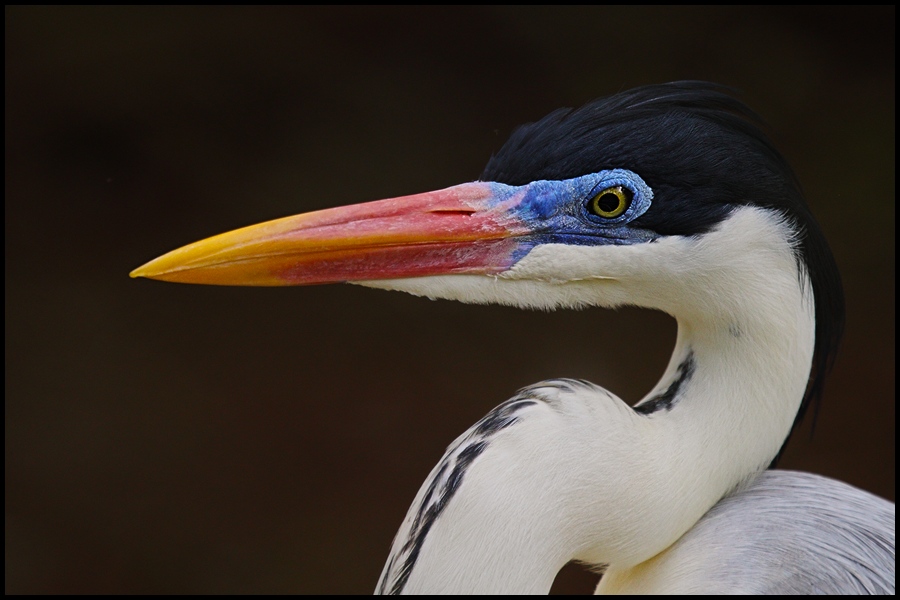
xmin=130 ymin=182 xmax=531 ymax=286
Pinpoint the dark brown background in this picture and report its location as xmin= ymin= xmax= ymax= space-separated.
xmin=6 ymin=6 xmax=894 ymax=594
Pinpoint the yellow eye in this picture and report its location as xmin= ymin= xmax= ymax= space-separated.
xmin=589 ymin=185 xmax=633 ymax=219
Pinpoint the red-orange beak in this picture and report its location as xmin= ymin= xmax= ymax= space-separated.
xmin=130 ymin=182 xmax=532 ymax=286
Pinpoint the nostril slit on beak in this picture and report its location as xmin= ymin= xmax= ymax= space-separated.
xmin=428 ymin=209 xmax=477 ymax=216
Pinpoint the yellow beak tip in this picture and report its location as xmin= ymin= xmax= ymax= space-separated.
xmin=129 ymin=263 xmax=162 ymax=280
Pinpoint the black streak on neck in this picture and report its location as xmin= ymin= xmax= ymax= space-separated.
xmin=379 ymin=398 xmax=537 ymax=595
xmin=633 ymin=351 xmax=696 ymax=415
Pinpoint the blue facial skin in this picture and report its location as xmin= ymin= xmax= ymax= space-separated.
xmin=485 ymin=169 xmax=656 ymax=265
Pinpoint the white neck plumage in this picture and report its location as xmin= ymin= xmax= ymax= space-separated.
xmin=370 ymin=207 xmax=816 ymax=594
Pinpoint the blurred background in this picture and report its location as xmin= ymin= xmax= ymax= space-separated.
xmin=6 ymin=6 xmax=894 ymax=594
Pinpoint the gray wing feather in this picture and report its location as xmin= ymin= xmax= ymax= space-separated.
xmin=599 ymin=470 xmax=894 ymax=594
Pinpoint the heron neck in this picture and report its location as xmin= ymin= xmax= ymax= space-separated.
xmin=376 ymin=209 xmax=817 ymax=593
xmin=378 ymin=292 xmax=815 ymax=594
xmin=621 ymin=283 xmax=816 ymax=555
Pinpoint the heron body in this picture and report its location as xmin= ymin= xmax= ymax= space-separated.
xmin=599 ymin=470 xmax=894 ymax=594
xmin=131 ymin=82 xmax=894 ymax=593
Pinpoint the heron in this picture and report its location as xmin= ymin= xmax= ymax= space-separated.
xmin=131 ymin=82 xmax=894 ymax=593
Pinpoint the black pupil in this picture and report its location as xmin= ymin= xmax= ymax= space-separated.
xmin=597 ymin=191 xmax=622 ymax=213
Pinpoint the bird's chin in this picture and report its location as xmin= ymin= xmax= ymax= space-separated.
xmin=355 ymin=273 xmax=621 ymax=311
